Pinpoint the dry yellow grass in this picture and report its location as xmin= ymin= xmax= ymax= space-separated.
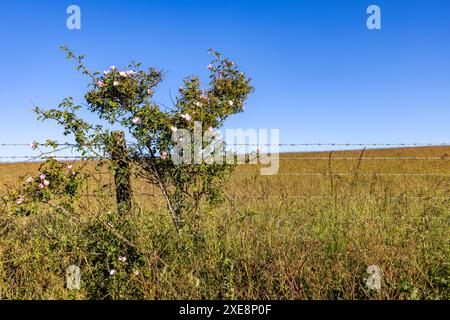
xmin=0 ymin=146 xmax=449 ymax=299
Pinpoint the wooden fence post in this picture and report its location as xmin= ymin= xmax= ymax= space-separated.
xmin=111 ymin=131 xmax=132 ymax=215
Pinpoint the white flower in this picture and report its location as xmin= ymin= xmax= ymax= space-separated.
xmin=43 ymin=180 xmax=50 ymax=187
xmin=16 ymin=195 xmax=24 ymax=204
xmin=228 ymin=100 xmax=234 ymax=106
xmin=119 ymin=71 xmax=127 ymax=77
xmin=67 ymin=164 xmax=73 ymax=170
xmin=170 ymin=126 xmax=177 ymax=132
xmin=126 ymin=70 xmax=134 ymax=76
xmin=109 ymin=65 xmax=116 ymax=70
xmin=132 ymin=117 xmax=142 ymax=125
xmin=109 ymin=269 xmax=117 ymax=276
xmin=118 ymin=256 xmax=127 ymax=262
xmin=104 ymin=70 xmax=110 ymax=75
xmin=113 ymin=81 xmax=119 ymax=86
xmin=194 ymin=101 xmax=202 ymax=107
xmin=208 ymin=127 xmax=214 ymax=132
xmin=147 ymin=88 xmax=153 ymax=95
xmin=133 ymin=270 xmax=140 ymax=276
xmin=181 ymin=113 xmax=192 ymax=121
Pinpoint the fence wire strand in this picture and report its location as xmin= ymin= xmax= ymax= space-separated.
xmin=1 ymin=142 xmax=450 ymax=201
xmin=1 ymin=155 xmax=450 ymax=161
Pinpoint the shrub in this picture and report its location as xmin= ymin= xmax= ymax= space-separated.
xmin=35 ymin=46 xmax=254 ymax=232
xmin=9 ymin=158 xmax=84 ymax=216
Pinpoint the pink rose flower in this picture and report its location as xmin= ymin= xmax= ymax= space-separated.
xmin=16 ymin=195 xmax=24 ymax=204
xmin=26 ymin=177 xmax=34 ymax=183
xmin=181 ymin=113 xmax=192 ymax=121
xmin=132 ymin=117 xmax=142 ymax=125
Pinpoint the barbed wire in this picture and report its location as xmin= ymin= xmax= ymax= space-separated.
xmin=0 ymin=143 xmax=77 ymax=147
xmin=81 ymin=192 xmax=450 ymax=201
xmin=0 ymin=155 xmax=449 ymax=162
xmin=232 ymin=142 xmax=450 ymax=147
xmin=1 ymin=143 xmax=449 ymax=179
xmin=276 ymin=156 xmax=450 ymax=160
xmin=0 ymin=156 xmax=103 ymax=160
xmin=0 ymin=171 xmax=449 ymax=177
xmin=235 ymin=172 xmax=450 ymax=177
xmin=1 ymin=141 xmax=449 ymax=163
xmin=7 ymin=192 xmax=447 ymax=202
xmin=2 ymin=142 xmax=450 ymax=147
xmin=1 ymin=142 xmax=448 ymax=205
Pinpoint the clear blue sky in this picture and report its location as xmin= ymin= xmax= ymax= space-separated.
xmin=1 ymin=0 xmax=449 ymax=157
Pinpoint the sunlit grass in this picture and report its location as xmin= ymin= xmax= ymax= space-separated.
xmin=0 ymin=147 xmax=449 ymax=299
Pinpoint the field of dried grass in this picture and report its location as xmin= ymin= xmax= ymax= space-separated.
xmin=0 ymin=146 xmax=449 ymax=299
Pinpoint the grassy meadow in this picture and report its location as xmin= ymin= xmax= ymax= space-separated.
xmin=0 ymin=146 xmax=449 ymax=299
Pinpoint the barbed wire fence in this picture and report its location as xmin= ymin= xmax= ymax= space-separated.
xmin=1 ymin=140 xmax=450 ymax=202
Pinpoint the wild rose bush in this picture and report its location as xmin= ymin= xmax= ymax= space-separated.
xmin=11 ymin=159 xmax=84 ymax=216
xmin=35 ymin=46 xmax=254 ymax=232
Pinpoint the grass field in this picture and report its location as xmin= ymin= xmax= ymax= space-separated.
xmin=0 ymin=146 xmax=449 ymax=299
